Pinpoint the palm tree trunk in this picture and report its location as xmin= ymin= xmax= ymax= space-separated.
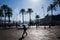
xmin=0 ymin=17 xmax=2 ymax=24
xmin=0 ymin=17 xmax=2 ymax=27
xmin=51 ymin=10 xmax=53 ymax=26
xmin=8 ymin=17 xmax=10 ymax=27
xmin=51 ymin=10 xmax=53 ymax=16
xmin=9 ymin=17 xmax=10 ymax=22
xmin=5 ymin=15 xmax=6 ymax=28
xmin=4 ymin=10 xmax=6 ymax=28
xmin=49 ymin=10 xmax=53 ymax=28
xmin=29 ymin=13 xmax=31 ymax=25
xmin=22 ymin=13 xmax=24 ymax=25
xmin=0 ymin=17 xmax=1 ymax=20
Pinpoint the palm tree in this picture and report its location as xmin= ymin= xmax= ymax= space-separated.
xmin=6 ymin=7 xmax=12 ymax=24
xmin=50 ymin=0 xmax=60 ymax=11
xmin=35 ymin=15 xmax=40 ymax=28
xmin=20 ymin=9 xmax=25 ymax=25
xmin=1 ymin=4 xmax=8 ymax=27
xmin=47 ymin=4 xmax=56 ymax=28
xmin=27 ymin=8 xmax=33 ymax=26
xmin=47 ymin=0 xmax=60 ymax=28
xmin=0 ymin=8 xmax=4 ymax=27
xmin=47 ymin=0 xmax=60 ymax=16
xmin=53 ymin=0 xmax=60 ymax=7
xmin=47 ymin=4 xmax=56 ymax=15
xmin=0 ymin=8 xmax=4 ymax=20
xmin=35 ymin=15 xmax=40 ymax=19
xmin=1 ymin=4 xmax=12 ymax=27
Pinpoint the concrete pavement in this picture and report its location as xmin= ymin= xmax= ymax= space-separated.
xmin=0 ymin=26 xmax=60 ymax=40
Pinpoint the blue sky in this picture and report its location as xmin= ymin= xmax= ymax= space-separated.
xmin=0 ymin=0 xmax=60 ymax=22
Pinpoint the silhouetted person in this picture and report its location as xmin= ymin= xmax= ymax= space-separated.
xmin=19 ymin=25 xmax=28 ymax=40
xmin=22 ymin=25 xmax=28 ymax=37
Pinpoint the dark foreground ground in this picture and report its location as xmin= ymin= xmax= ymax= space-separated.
xmin=0 ymin=26 xmax=60 ymax=40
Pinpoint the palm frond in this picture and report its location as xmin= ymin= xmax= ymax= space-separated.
xmin=27 ymin=8 xmax=33 ymax=13
xmin=20 ymin=9 xmax=25 ymax=14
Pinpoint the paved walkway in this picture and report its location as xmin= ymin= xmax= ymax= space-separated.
xmin=0 ymin=26 xmax=60 ymax=40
